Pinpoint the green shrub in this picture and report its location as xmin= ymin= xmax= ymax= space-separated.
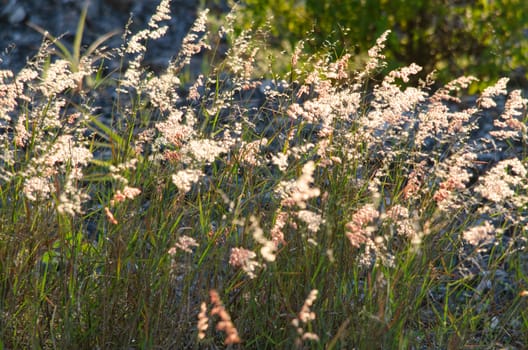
xmin=237 ymin=0 xmax=528 ymax=89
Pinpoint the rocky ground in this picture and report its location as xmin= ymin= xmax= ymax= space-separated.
xmin=0 ymin=0 xmax=228 ymax=74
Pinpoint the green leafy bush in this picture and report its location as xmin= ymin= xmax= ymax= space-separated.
xmin=237 ymin=0 xmax=528 ymax=89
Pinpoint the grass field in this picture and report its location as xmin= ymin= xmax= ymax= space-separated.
xmin=1 ymin=1 xmax=527 ymax=348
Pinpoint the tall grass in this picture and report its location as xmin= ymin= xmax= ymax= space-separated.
xmin=1 ymin=1 xmax=527 ymax=348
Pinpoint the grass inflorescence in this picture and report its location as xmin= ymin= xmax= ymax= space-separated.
xmin=1 ymin=1 xmax=527 ymax=348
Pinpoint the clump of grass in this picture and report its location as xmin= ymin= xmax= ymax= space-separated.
xmin=1 ymin=0 xmax=527 ymax=348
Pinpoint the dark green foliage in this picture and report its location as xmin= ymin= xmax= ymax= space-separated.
xmin=238 ymin=0 xmax=528 ymax=88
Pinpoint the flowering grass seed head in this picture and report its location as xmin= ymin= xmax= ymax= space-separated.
xmin=2 ymin=4 xmax=528 ymax=347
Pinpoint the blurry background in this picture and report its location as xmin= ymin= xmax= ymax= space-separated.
xmin=1 ymin=0 xmax=527 ymax=91
xmin=236 ymin=0 xmax=528 ymax=90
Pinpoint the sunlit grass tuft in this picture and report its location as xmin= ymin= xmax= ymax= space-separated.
xmin=0 ymin=1 xmax=527 ymax=349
